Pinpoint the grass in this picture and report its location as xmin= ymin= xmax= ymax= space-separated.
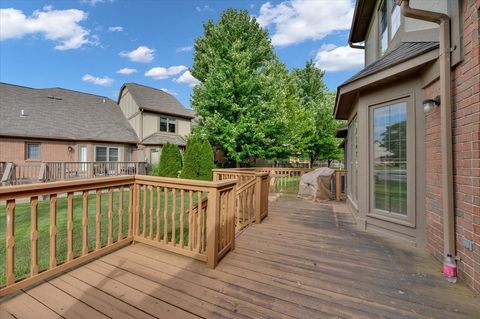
xmin=274 ymin=175 xmax=302 ymax=194
xmin=0 ymin=188 xmax=204 ymax=286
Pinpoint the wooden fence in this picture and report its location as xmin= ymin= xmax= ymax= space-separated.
xmin=213 ymin=170 xmax=269 ymax=232
xmin=0 ymin=161 xmax=146 ymax=186
xmin=0 ymin=175 xmax=238 ymax=296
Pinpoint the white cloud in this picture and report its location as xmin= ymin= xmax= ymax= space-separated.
xmin=0 ymin=7 xmax=91 ymax=50
xmin=119 ymin=46 xmax=155 ymax=63
xmin=175 ymin=70 xmax=200 ymax=87
xmin=196 ymin=5 xmax=213 ymax=12
xmin=82 ymin=0 xmax=114 ymax=6
xmin=145 ymin=65 xmax=188 ymax=80
xmin=108 ymin=26 xmax=123 ymax=32
xmin=314 ymin=44 xmax=364 ymax=72
xmin=116 ymin=67 xmax=137 ymax=75
xmin=82 ymin=74 xmax=114 ymax=86
xmin=160 ymin=88 xmax=177 ymax=96
xmin=257 ymin=0 xmax=354 ymax=46
xmin=176 ymin=46 xmax=193 ymax=52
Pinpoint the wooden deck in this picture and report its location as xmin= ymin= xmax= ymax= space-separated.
xmin=1 ymin=195 xmax=479 ymax=319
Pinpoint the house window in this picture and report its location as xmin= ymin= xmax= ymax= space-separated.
xmin=95 ymin=146 xmax=119 ymax=162
xmin=26 ymin=143 xmax=40 ymax=160
xmin=371 ymin=101 xmax=407 ymax=215
xmin=379 ymin=1 xmax=388 ymax=55
xmin=168 ymin=119 xmax=176 ymax=133
xmin=347 ymin=117 xmax=358 ymax=203
xmin=391 ymin=0 xmax=401 ymax=38
xmin=160 ymin=117 xmax=168 ymax=132
xmin=160 ymin=117 xmax=176 ymax=133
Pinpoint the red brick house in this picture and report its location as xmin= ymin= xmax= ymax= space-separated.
xmin=335 ymin=0 xmax=479 ymax=293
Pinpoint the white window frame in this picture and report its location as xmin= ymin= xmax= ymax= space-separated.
xmin=378 ymin=0 xmax=401 ymax=56
xmin=25 ymin=142 xmax=40 ymax=161
xmin=159 ymin=117 xmax=177 ymax=133
xmin=95 ymin=146 xmax=120 ymax=162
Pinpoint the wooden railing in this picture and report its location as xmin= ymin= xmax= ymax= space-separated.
xmin=0 ymin=161 xmax=146 ymax=186
xmin=333 ymin=169 xmax=348 ymax=201
xmin=213 ymin=169 xmax=270 ymax=232
xmin=0 ymin=175 xmax=237 ymax=296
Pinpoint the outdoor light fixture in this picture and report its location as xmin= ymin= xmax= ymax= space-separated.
xmin=422 ymin=95 xmax=441 ymax=113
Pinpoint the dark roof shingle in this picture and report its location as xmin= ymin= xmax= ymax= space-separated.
xmin=123 ymin=83 xmax=195 ymax=119
xmin=0 ymin=83 xmax=139 ymax=143
xmin=341 ymin=42 xmax=439 ymax=86
xmin=142 ymin=132 xmax=187 ymax=146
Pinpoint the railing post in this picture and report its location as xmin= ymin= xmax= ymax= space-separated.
xmin=206 ymin=187 xmax=220 ymax=268
xmin=255 ymin=174 xmax=262 ymax=223
xmin=335 ymin=170 xmax=341 ymax=201
xmin=1 ymin=162 xmax=13 ymax=186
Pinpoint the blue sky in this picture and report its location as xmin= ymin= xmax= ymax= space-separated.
xmin=0 ymin=0 xmax=364 ymax=109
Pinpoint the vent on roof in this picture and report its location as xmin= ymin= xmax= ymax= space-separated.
xmin=47 ymin=95 xmax=62 ymax=100
xmin=20 ymin=109 xmax=27 ymax=117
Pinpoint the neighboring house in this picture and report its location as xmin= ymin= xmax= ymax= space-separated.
xmin=0 ymin=82 xmax=139 ymax=165
xmin=0 ymin=82 xmax=195 ymax=168
xmin=118 ymin=83 xmax=195 ymax=164
xmin=335 ymin=0 xmax=479 ymax=293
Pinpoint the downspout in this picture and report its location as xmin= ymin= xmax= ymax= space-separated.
xmin=349 ymin=41 xmax=365 ymax=49
xmin=397 ymin=1 xmax=455 ymax=259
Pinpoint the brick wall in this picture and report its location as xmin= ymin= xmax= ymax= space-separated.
xmin=423 ymin=0 xmax=480 ymax=294
xmin=0 ymin=137 xmax=77 ymax=164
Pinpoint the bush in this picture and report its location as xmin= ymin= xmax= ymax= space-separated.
xmin=199 ymin=139 xmax=215 ymax=180
xmin=180 ymin=137 xmax=215 ymax=180
xmin=154 ymin=142 xmax=182 ymax=178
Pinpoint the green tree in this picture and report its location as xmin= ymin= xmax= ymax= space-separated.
xmin=198 ymin=139 xmax=215 ymax=180
xmin=154 ymin=143 xmax=182 ymax=178
xmin=291 ymin=61 xmax=344 ymax=165
xmin=191 ymin=9 xmax=278 ymax=166
xmin=180 ymin=136 xmax=201 ymax=179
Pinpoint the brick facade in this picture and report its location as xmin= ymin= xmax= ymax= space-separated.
xmin=423 ymin=0 xmax=480 ymax=294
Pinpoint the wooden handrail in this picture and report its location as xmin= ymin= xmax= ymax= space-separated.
xmin=0 ymin=174 xmax=238 ymax=297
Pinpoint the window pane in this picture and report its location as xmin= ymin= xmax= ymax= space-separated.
xmin=391 ymin=0 xmax=400 ymax=38
xmin=96 ymin=147 xmax=107 ymax=161
xmin=168 ymin=119 xmax=176 ymax=133
xmin=109 ymin=148 xmax=119 ymax=162
xmin=380 ymin=1 xmax=388 ymax=54
xmin=27 ymin=143 xmax=40 ymax=160
xmin=160 ymin=118 xmax=168 ymax=132
xmin=347 ymin=117 xmax=358 ymax=202
xmin=373 ymin=102 xmax=407 ymax=215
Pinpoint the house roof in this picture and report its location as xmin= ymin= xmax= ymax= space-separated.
xmin=342 ymin=42 xmax=439 ymax=86
xmin=0 ymin=82 xmax=139 ymax=143
xmin=334 ymin=42 xmax=439 ymax=119
xmin=349 ymin=0 xmax=377 ymax=44
xmin=141 ymin=132 xmax=187 ymax=146
xmin=121 ymin=83 xmax=195 ymax=119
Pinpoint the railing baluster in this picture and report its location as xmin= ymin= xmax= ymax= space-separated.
xmin=188 ymin=190 xmax=193 ymax=250
xmin=118 ymin=186 xmax=124 ymax=240
xmin=180 ymin=189 xmax=185 ymax=248
xmin=149 ymin=186 xmax=154 ymax=240
xmin=30 ymin=197 xmax=39 ymax=275
xmin=96 ymin=190 xmax=101 ymax=250
xmin=128 ymin=185 xmax=133 ymax=237
xmin=135 ymin=184 xmax=140 ymax=236
xmin=67 ymin=192 xmax=74 ymax=261
xmin=6 ymin=199 xmax=15 ymax=285
xmin=163 ymin=188 xmax=168 ymax=244
xmin=197 ymin=191 xmax=202 ymax=253
xmin=82 ymin=191 xmax=89 ymax=255
xmin=108 ymin=188 xmax=113 ymax=245
xmin=156 ymin=186 xmax=161 ymax=241
xmin=49 ymin=194 xmax=57 ymax=268
xmin=142 ymin=185 xmax=147 ymax=237
xmin=172 ymin=189 xmax=177 ymax=246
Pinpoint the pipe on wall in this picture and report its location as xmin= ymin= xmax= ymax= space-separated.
xmin=397 ymin=0 xmax=455 ymax=258
xmin=349 ymin=41 xmax=365 ymax=49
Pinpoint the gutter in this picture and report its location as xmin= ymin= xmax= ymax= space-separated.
xmin=349 ymin=41 xmax=365 ymax=50
xmin=397 ymin=1 xmax=455 ymax=260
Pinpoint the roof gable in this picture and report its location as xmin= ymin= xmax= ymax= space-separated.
xmin=121 ymin=83 xmax=195 ymax=119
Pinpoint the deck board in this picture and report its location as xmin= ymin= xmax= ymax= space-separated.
xmin=1 ymin=196 xmax=479 ymax=319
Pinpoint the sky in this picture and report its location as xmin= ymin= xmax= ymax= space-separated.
xmin=0 ymin=0 xmax=365 ymax=109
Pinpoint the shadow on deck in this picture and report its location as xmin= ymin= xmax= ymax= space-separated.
xmin=1 ymin=195 xmax=479 ymax=318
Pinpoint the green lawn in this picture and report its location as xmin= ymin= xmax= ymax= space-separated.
xmin=0 ymin=188 xmax=204 ymax=286
xmin=274 ymin=175 xmax=302 ymax=194
xmin=374 ymin=178 xmax=407 ymax=214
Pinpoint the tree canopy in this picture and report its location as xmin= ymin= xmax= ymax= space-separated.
xmin=153 ymin=143 xmax=182 ymax=178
